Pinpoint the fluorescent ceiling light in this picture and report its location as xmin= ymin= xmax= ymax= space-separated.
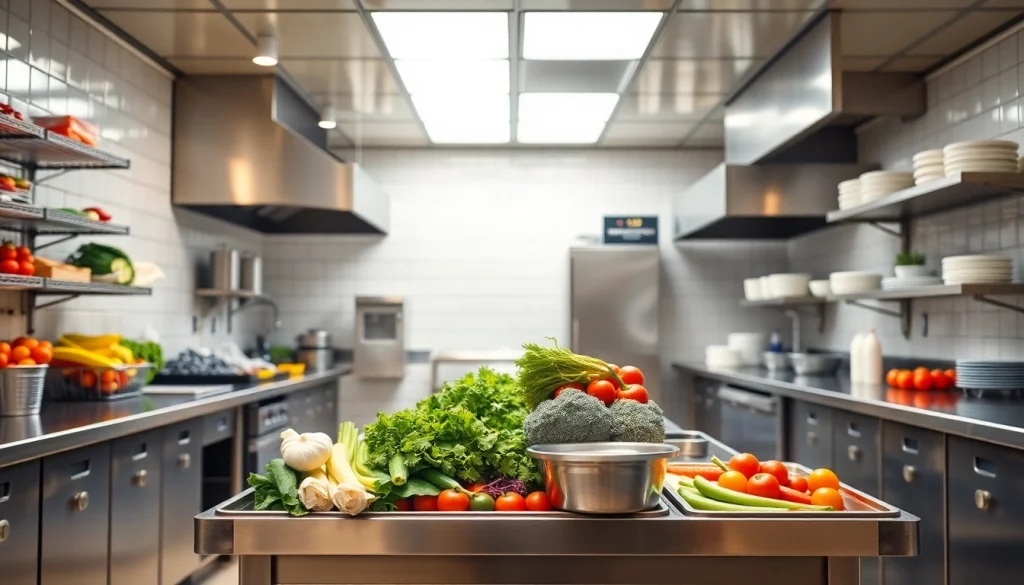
xmin=517 ymin=120 xmax=606 ymax=144
xmin=395 ymin=60 xmax=510 ymax=95
xmin=518 ymin=93 xmax=620 ymax=124
xmin=410 ymin=93 xmax=509 ymax=123
xmin=253 ymin=34 xmax=278 ymax=67
xmin=423 ymin=120 xmax=510 ymax=144
xmin=522 ymin=12 xmax=662 ymax=60
xmin=372 ymin=12 xmax=509 ymax=59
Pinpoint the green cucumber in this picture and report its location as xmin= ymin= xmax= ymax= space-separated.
xmin=416 ymin=468 xmax=464 ymax=492
xmin=388 ymin=453 xmax=408 ymax=486
xmin=693 ymin=476 xmax=832 ymax=511
xmin=678 ymin=487 xmax=779 ymax=512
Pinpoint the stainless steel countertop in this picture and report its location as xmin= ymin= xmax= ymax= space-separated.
xmin=0 ymin=366 xmax=351 ymax=468
xmin=674 ymin=361 xmax=1024 ymax=450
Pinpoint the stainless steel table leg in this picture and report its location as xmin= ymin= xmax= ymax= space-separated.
xmin=827 ymin=557 xmax=860 ymax=585
xmin=239 ymin=556 xmax=272 ymax=585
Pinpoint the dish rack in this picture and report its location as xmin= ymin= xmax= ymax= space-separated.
xmin=45 ymin=363 xmax=153 ymax=401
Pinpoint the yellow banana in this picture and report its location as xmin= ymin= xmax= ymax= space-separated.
xmin=57 ymin=336 xmax=84 ymax=348
xmin=109 ymin=345 xmax=133 ymax=362
xmin=52 ymin=347 xmax=118 ymax=368
xmin=61 ymin=334 xmax=123 ymax=350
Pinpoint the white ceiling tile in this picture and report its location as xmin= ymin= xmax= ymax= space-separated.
xmin=168 ymin=57 xmax=270 ymax=73
xmin=90 ymin=1 xmax=214 ymax=8
xmin=653 ymin=11 xmax=817 ymax=58
xmin=315 ymin=93 xmax=416 ymax=121
xmin=682 ymin=121 xmax=725 ymax=147
xmin=832 ymin=0 xmax=977 ymax=8
xmin=881 ymin=55 xmax=944 ymax=72
xmin=841 ymin=11 xmax=957 ymax=56
xmin=677 ymin=0 xmax=823 ymax=8
xmin=616 ymin=93 xmax=723 ymax=121
xmin=601 ymin=121 xmax=696 ymax=146
xmin=338 ymin=121 xmax=429 ymax=146
xmin=908 ymin=10 xmax=1021 ymax=55
xmin=222 ymin=0 xmax=356 ymax=8
xmin=633 ymin=58 xmax=760 ymax=94
xmin=280 ymin=59 xmax=400 ymax=95
xmin=100 ymin=10 xmax=255 ymax=57
xmin=233 ymin=12 xmax=380 ymax=57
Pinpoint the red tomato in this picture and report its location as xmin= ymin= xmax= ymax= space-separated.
xmin=616 ymin=384 xmax=649 ymax=404
xmin=605 ymin=363 xmax=621 ymax=388
xmin=945 ymin=369 xmax=957 ymax=384
xmin=17 ymin=260 xmax=34 ymax=276
xmin=10 ymin=346 xmax=29 ymax=362
xmin=412 ymin=496 xmax=438 ymax=511
xmin=17 ymin=358 xmax=35 ymax=366
xmin=525 ymin=491 xmax=552 ymax=511
xmin=759 ymin=460 xmax=789 ymax=487
xmin=10 ymin=337 xmax=27 ymax=347
xmin=437 ymin=489 xmax=470 ymax=512
xmin=896 ymin=370 xmax=914 ymax=390
xmin=0 ymin=259 xmax=18 ymax=274
xmin=586 ymin=379 xmax=616 ymax=406
xmin=930 ymin=369 xmax=951 ymax=391
xmin=553 ymin=382 xmax=582 ymax=398
xmin=0 ymin=353 xmax=8 ymax=368
xmin=0 ymin=342 xmax=10 ymax=355
xmin=30 ymin=346 xmax=51 ymax=365
xmin=394 ymin=498 xmax=411 ymax=511
xmin=746 ymin=473 xmax=782 ymax=499
xmin=15 ymin=246 xmax=31 ymax=261
xmin=619 ymin=365 xmax=644 ymax=386
xmin=788 ymin=475 xmax=809 ymax=494
xmin=811 ymin=487 xmax=845 ymax=510
xmin=495 ymin=492 xmax=527 ymax=512
xmin=728 ymin=452 xmax=761 ymax=479
xmin=717 ymin=470 xmax=748 ymax=493
xmin=464 ymin=482 xmax=485 ymax=493
xmin=0 ymin=243 xmax=15 ymax=261
xmin=913 ymin=368 xmax=932 ymax=391
xmin=885 ymin=369 xmax=900 ymax=388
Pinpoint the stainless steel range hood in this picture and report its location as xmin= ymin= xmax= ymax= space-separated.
xmin=172 ymin=76 xmax=389 ymax=235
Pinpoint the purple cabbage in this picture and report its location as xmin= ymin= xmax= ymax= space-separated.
xmin=481 ymin=477 xmax=527 ymax=499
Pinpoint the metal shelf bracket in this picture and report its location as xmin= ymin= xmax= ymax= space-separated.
xmin=972 ymin=294 xmax=1024 ymax=314
xmin=844 ymin=299 xmax=912 ymax=340
xmin=34 ymin=293 xmax=81 ymax=310
xmin=33 ymin=233 xmax=77 ymax=251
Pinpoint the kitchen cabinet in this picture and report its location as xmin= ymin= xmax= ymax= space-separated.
xmin=203 ymin=409 xmax=236 ymax=446
xmin=161 ymin=419 xmax=204 ymax=585
xmin=110 ymin=430 xmax=162 ymax=585
xmin=694 ymin=377 xmax=721 ymax=440
xmin=948 ymin=436 xmax=1024 ymax=585
xmin=0 ymin=460 xmax=40 ymax=585
xmin=881 ymin=422 xmax=944 ymax=585
xmin=40 ymin=442 xmax=111 ymax=585
xmin=787 ymin=400 xmax=833 ymax=469
xmin=832 ymin=412 xmax=880 ymax=585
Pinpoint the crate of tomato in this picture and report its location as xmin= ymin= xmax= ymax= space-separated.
xmin=45 ymin=363 xmax=152 ymax=401
xmin=0 ymin=242 xmax=35 ymax=277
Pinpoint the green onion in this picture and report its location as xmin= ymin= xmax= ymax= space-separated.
xmin=515 ymin=339 xmax=625 ymax=409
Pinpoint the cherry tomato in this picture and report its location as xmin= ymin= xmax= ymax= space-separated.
xmin=412 ymin=496 xmax=438 ymax=511
xmin=605 ymin=364 xmax=621 ymax=388
xmin=30 ymin=346 xmax=51 ymax=365
xmin=0 ymin=342 xmax=11 ymax=355
xmin=758 ymin=460 xmax=789 ymax=487
xmin=807 ymin=468 xmax=840 ymax=493
xmin=525 ymin=491 xmax=552 ymax=511
xmin=15 ymin=246 xmax=31 ymax=261
xmin=553 ymin=382 xmax=582 ymax=398
xmin=945 ymin=369 xmax=957 ymax=384
xmin=717 ymin=470 xmax=748 ymax=493
xmin=586 ymin=379 xmax=616 ymax=406
xmin=10 ymin=346 xmax=30 ymax=362
xmin=17 ymin=261 xmax=33 ymax=276
xmin=100 ymin=369 xmax=116 ymax=384
xmin=394 ymin=498 xmax=411 ymax=511
xmin=605 ymin=363 xmax=621 ymax=374
xmin=886 ymin=369 xmax=900 ymax=388
xmin=437 ymin=489 xmax=470 ymax=512
xmin=930 ymin=369 xmax=951 ymax=391
xmin=616 ymin=384 xmax=649 ymax=404
xmin=80 ymin=371 xmax=97 ymax=388
xmin=618 ymin=365 xmax=644 ymax=386
xmin=746 ymin=473 xmax=782 ymax=499
xmin=0 ymin=243 xmax=16 ymax=261
xmin=788 ymin=475 xmax=809 ymax=494
xmin=728 ymin=452 xmax=761 ymax=479
xmin=913 ymin=368 xmax=933 ymax=391
xmin=0 ymin=259 xmax=19 ymax=274
xmin=811 ymin=487 xmax=845 ymax=510
xmin=0 ymin=353 xmax=8 ymax=368
xmin=896 ymin=370 xmax=914 ymax=390
xmin=495 ymin=492 xmax=527 ymax=512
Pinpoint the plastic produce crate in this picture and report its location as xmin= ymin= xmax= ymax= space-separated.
xmin=45 ymin=363 xmax=152 ymax=401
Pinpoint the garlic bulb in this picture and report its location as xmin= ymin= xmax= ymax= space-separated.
xmin=280 ymin=429 xmax=333 ymax=472
xmin=298 ymin=467 xmax=335 ymax=512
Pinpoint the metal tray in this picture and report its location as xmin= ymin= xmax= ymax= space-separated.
xmin=664 ymin=462 xmax=901 ymax=518
xmin=665 ymin=430 xmax=709 ymax=459
xmin=216 ymin=488 xmax=671 ymax=518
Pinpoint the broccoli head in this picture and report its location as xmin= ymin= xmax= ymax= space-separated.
xmin=609 ymin=399 xmax=665 ymax=443
xmin=523 ymin=389 xmax=613 ymax=446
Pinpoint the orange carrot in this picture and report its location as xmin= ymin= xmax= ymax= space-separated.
xmin=778 ymin=485 xmax=813 ymax=504
xmin=667 ymin=465 xmax=724 ymax=481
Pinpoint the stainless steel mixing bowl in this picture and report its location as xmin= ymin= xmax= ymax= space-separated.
xmin=787 ymin=352 xmax=842 ymax=376
xmin=762 ymin=351 xmax=791 ymax=372
xmin=526 ymin=442 xmax=679 ymax=514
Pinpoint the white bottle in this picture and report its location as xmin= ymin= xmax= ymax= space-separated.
xmin=862 ymin=329 xmax=883 ymax=385
xmin=850 ymin=331 xmax=866 ymax=383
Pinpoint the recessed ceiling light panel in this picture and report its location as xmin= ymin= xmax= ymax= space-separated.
xmin=372 ymin=12 xmax=510 ymax=59
xmin=518 ymin=93 xmax=620 ymax=124
xmin=522 ymin=11 xmax=663 ymax=60
xmin=424 ymin=121 xmax=511 ymax=144
xmin=395 ymin=60 xmax=510 ymax=95
xmin=517 ymin=120 xmax=607 ymax=144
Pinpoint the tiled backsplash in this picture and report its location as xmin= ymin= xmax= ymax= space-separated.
xmin=0 ymin=0 xmax=266 ymax=354
xmin=790 ymin=25 xmax=1024 ymax=361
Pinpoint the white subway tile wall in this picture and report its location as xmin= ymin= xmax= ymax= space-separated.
xmin=0 ymin=0 xmax=266 ymax=353
xmin=790 ymin=27 xmax=1024 ymax=361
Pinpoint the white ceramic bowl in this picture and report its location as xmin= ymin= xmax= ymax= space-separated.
xmin=809 ymin=280 xmax=831 ymax=298
xmin=894 ymin=265 xmax=933 ymax=278
xmin=767 ymin=273 xmax=812 ymax=298
xmin=705 ymin=345 xmax=741 ymax=368
xmin=829 ymin=271 xmax=883 ymax=295
xmin=743 ymin=278 xmax=763 ymax=301
xmin=727 ymin=333 xmax=768 ymax=366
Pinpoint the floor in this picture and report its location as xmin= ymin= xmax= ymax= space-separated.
xmin=200 ymin=559 xmax=238 ymax=585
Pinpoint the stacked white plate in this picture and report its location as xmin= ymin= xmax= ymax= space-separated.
xmin=942 ymin=255 xmax=1014 ymax=284
xmin=829 ymin=271 xmax=883 ymax=295
xmin=858 ymin=170 xmax=913 ymax=202
xmin=837 ymin=179 xmax=861 ymax=210
xmin=955 ymin=360 xmax=1024 ymax=391
xmin=943 ymin=140 xmax=1020 ymax=176
xmin=912 ymin=149 xmax=944 ymax=185
xmin=881 ymin=276 xmax=942 ymax=290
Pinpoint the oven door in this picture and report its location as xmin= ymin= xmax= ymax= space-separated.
xmin=716 ymin=385 xmax=781 ymax=460
xmin=246 ymin=433 xmax=282 ymax=477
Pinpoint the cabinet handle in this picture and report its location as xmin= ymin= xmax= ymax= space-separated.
xmin=848 ymin=445 xmax=861 ymax=462
xmin=902 ymin=465 xmax=916 ymax=483
xmin=132 ymin=469 xmax=148 ymax=487
xmin=73 ymin=491 xmax=89 ymax=512
xmin=806 ymin=431 xmax=817 ymax=446
xmin=975 ymin=489 xmax=992 ymax=510
xmin=178 ymin=453 xmax=191 ymax=469
xmin=0 ymin=518 xmax=9 ymax=542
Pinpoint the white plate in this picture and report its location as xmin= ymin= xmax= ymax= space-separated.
xmin=944 ymin=163 xmax=1019 ymax=172
xmin=942 ymin=154 xmax=1018 ymax=165
xmin=913 ymin=149 xmax=944 ymax=161
xmin=943 ymin=139 xmax=1019 ymax=151
xmin=943 ymin=255 xmax=1012 ymax=262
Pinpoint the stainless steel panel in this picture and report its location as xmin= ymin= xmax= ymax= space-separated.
xmin=653 ymin=10 xmax=817 ymax=59
xmin=210 ymin=248 xmax=241 ymax=292
xmin=632 ymin=58 xmax=760 ymax=97
xmin=694 ymin=378 xmax=721 ymax=439
xmin=831 ymin=411 xmax=880 ymax=585
xmin=788 ymin=400 xmax=833 ymax=470
xmin=881 ymin=422 xmax=944 ymax=585
xmin=717 ymin=386 xmax=780 ymax=460
xmin=40 ymin=442 xmax=111 ymax=585
xmin=948 ymin=436 xmax=1024 ymax=585
xmin=232 ymin=12 xmax=381 ymax=58
xmin=0 ymin=459 xmax=40 ymax=585
xmin=570 ymin=246 xmax=659 ymax=398
xmin=110 ymin=430 xmax=162 ymax=585
xmin=100 ymin=11 xmax=255 ymax=57
xmin=354 ymin=296 xmax=405 ymax=379
xmin=203 ymin=409 xmax=236 ymax=446
xmin=161 ymin=419 xmax=204 ymax=585
xmin=240 ymin=253 xmax=264 ymax=295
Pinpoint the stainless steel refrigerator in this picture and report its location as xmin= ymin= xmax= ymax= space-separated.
xmin=570 ymin=245 xmax=660 ymax=398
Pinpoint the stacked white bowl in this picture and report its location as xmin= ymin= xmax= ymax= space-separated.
xmin=727 ymin=333 xmax=768 ymax=366
xmin=858 ymin=170 xmax=914 ymax=202
xmin=766 ymin=273 xmax=812 ymax=298
xmin=943 ymin=140 xmax=1020 ymax=176
xmin=942 ymin=255 xmax=1014 ymax=284
xmin=829 ymin=271 xmax=883 ymax=295
xmin=705 ymin=345 xmax=741 ymax=368
xmin=912 ymin=149 xmax=944 ymax=185
xmin=743 ymin=278 xmax=763 ymax=301
xmin=837 ymin=179 xmax=861 ymax=210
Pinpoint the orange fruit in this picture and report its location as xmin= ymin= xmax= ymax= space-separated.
xmin=885 ymin=369 xmax=900 ymax=387
xmin=20 ymin=338 xmax=38 ymax=350
xmin=10 ymin=336 xmax=27 ymax=347
xmin=30 ymin=346 xmax=51 ymax=365
xmin=10 ymin=346 xmax=31 ymax=362
xmin=913 ymin=369 xmax=933 ymax=391
xmin=896 ymin=370 xmax=914 ymax=390
xmin=811 ymin=487 xmax=845 ymax=510
xmin=38 ymin=340 xmax=52 ymax=350
xmin=717 ymin=470 xmax=748 ymax=493
xmin=17 ymin=358 xmax=35 ymax=366
xmin=0 ymin=342 xmax=11 ymax=355
xmin=807 ymin=468 xmax=840 ymax=493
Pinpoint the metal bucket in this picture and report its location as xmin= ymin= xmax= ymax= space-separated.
xmin=0 ymin=365 xmax=46 ymax=416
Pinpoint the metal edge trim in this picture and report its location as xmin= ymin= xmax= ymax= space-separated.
xmin=59 ymin=0 xmax=180 ymax=79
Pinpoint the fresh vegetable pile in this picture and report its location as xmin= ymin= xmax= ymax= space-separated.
xmin=0 ymin=336 xmax=53 ymax=368
xmin=51 ymin=334 xmax=152 ymax=394
xmin=669 ymin=452 xmax=846 ymax=512
xmin=66 ymin=243 xmax=134 ymax=285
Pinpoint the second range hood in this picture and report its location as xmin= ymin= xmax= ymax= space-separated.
xmin=173 ymin=76 xmax=389 ymax=235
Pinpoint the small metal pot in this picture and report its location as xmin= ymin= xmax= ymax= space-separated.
xmin=527 ymin=443 xmax=679 ymax=514
xmin=297 ymin=329 xmax=331 ymax=349
xmin=787 ymin=353 xmax=842 ymax=376
xmin=762 ymin=351 xmax=791 ymax=372
xmin=0 ymin=365 xmax=47 ymax=416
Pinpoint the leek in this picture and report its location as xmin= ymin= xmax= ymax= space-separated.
xmin=327 ymin=422 xmax=377 ymax=515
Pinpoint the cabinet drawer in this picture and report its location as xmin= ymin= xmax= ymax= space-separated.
xmin=787 ymin=401 xmax=833 ymax=469
xmin=161 ymin=419 xmax=204 ymax=585
xmin=881 ymin=422 xmax=945 ymax=585
xmin=110 ymin=430 xmax=162 ymax=585
xmin=0 ymin=460 xmax=41 ymax=585
xmin=41 ymin=442 xmax=111 ymax=585
xmin=948 ymin=436 xmax=1024 ymax=585
xmin=203 ymin=409 xmax=236 ymax=446
xmin=832 ymin=411 xmax=880 ymax=495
